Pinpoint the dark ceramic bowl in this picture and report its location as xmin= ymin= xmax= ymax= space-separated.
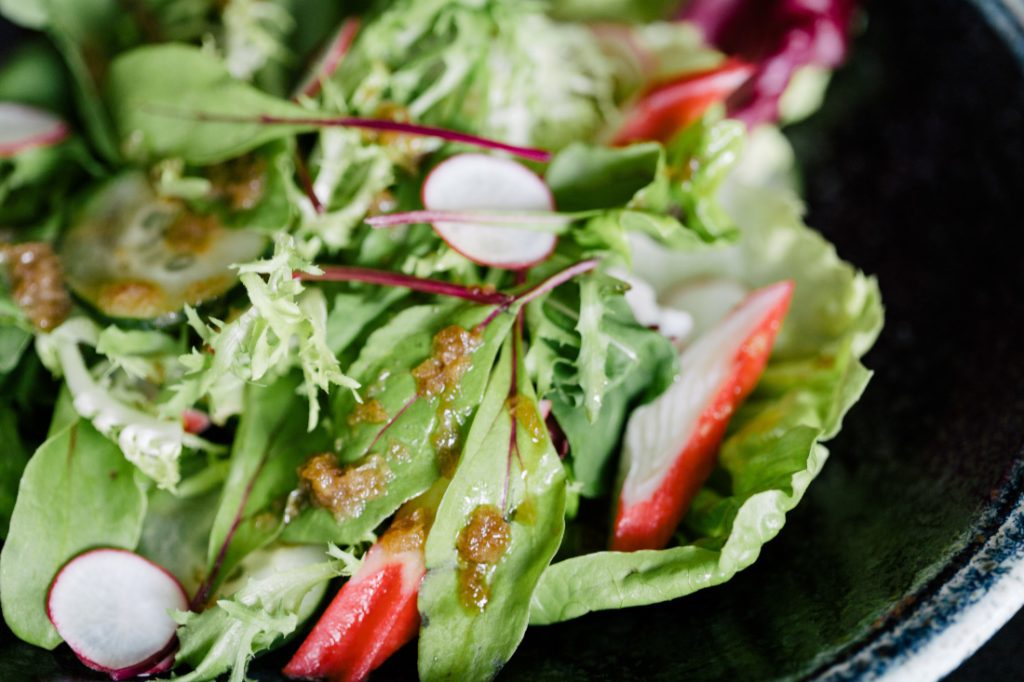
xmin=3 ymin=0 xmax=1024 ymax=679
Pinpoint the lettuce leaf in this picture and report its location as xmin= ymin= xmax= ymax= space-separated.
xmin=529 ymin=139 xmax=882 ymax=625
xmin=37 ymin=318 xmax=211 ymax=490
xmin=333 ymin=0 xmax=618 ymax=150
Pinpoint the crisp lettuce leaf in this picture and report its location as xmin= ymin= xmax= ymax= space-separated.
xmin=529 ymin=136 xmax=882 ymax=625
xmin=296 ymin=128 xmax=395 ymax=252
xmin=333 ymin=0 xmax=618 ymax=150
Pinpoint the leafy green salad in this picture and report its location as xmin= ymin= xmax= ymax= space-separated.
xmin=0 ymin=0 xmax=881 ymax=680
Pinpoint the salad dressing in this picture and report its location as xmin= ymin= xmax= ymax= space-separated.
xmin=206 ymin=154 xmax=268 ymax=211
xmin=0 ymin=243 xmax=71 ymax=331
xmin=379 ymin=505 xmax=433 ymax=554
xmin=297 ymin=452 xmax=393 ymax=521
xmin=412 ymin=325 xmax=483 ymax=477
xmin=456 ymin=504 xmax=511 ymax=611
xmin=347 ymin=398 xmax=388 ymax=426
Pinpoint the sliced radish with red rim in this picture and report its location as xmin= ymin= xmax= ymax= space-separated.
xmin=0 ymin=102 xmax=70 ymax=157
xmin=421 ymin=154 xmax=558 ymax=269
xmin=47 ymin=548 xmax=188 ymax=678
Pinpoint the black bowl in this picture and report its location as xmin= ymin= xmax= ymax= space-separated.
xmin=3 ymin=0 xmax=1024 ymax=679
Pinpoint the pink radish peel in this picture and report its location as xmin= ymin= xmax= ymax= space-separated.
xmin=46 ymin=549 xmax=188 ymax=679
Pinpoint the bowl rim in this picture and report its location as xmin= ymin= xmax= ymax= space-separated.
xmin=810 ymin=3 xmax=1024 ymax=678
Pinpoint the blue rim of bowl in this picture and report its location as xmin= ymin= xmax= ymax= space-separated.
xmin=813 ymin=460 xmax=1024 ymax=680
xmin=972 ymin=0 xmax=1024 ymax=66
xmin=807 ymin=3 xmax=1024 ymax=679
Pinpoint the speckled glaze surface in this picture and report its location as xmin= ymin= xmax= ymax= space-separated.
xmin=2 ymin=0 xmax=1024 ymax=680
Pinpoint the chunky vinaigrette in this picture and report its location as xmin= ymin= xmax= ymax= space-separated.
xmin=0 ymin=242 xmax=71 ymax=331
xmin=298 ymin=453 xmax=393 ymax=521
xmin=456 ymin=504 xmax=512 ymax=611
xmin=413 ymin=325 xmax=483 ymax=477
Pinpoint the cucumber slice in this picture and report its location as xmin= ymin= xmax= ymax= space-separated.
xmin=59 ymin=173 xmax=268 ymax=320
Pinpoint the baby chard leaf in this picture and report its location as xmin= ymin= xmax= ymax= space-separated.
xmin=0 ymin=419 xmax=148 ymax=648
xmin=196 ymin=373 xmax=329 ymax=606
xmin=418 ymin=340 xmax=566 ymax=681
xmin=283 ymin=303 xmax=515 ymax=547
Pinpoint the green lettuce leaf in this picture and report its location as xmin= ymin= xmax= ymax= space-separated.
xmin=631 ymin=111 xmax=747 ymax=244
xmin=332 ymin=0 xmax=618 ymax=150
xmin=0 ymin=409 xmax=30 ymax=539
xmin=0 ymin=419 xmax=148 ymax=647
xmin=38 ymin=318 xmax=211 ymax=489
xmin=167 ymin=234 xmax=359 ymax=430
xmin=137 ymin=485 xmax=222 ymax=599
xmin=529 ymin=142 xmax=883 ymax=625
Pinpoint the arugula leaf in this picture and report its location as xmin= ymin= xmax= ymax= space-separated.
xmin=0 ymin=419 xmax=148 ymax=648
xmin=418 ymin=341 xmax=566 ymax=679
xmin=551 ymin=308 xmax=677 ymax=498
xmin=107 ymin=44 xmax=310 ymax=164
xmin=0 ymin=409 xmax=30 ymax=539
xmin=525 ymin=270 xmax=675 ymax=427
xmin=575 ymin=275 xmax=610 ymax=420
xmin=174 ymin=549 xmax=350 ymax=682
xmin=284 ymin=302 xmax=515 ymax=546
xmin=200 ymin=373 xmax=329 ymax=602
xmin=529 ymin=143 xmax=883 ymax=625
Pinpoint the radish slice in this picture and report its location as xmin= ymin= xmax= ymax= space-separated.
xmin=612 ymin=281 xmax=794 ymax=551
xmin=47 ymin=548 xmax=188 ymax=677
xmin=421 ymin=154 xmax=557 ymax=269
xmin=0 ymin=102 xmax=70 ymax=157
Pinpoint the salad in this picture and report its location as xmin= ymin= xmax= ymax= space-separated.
xmin=0 ymin=0 xmax=881 ymax=680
